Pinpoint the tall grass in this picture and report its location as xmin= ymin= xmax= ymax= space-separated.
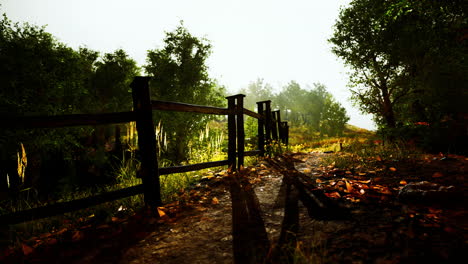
xmin=1 ymin=120 xmax=231 ymax=248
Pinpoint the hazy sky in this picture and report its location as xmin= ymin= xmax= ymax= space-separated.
xmin=2 ymin=0 xmax=376 ymax=130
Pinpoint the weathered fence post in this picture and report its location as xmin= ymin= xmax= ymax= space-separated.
xmin=226 ymin=95 xmax=237 ymax=171
xmin=264 ymin=101 xmax=272 ymax=155
xmin=131 ymin=76 xmax=162 ymax=207
xmin=272 ymin=110 xmax=279 ymax=140
xmin=276 ymin=111 xmax=282 ymax=141
xmin=284 ymin=122 xmax=289 ymax=146
xmin=256 ymin=101 xmax=265 ymax=156
xmin=235 ymin=94 xmax=245 ymax=170
xmin=281 ymin=121 xmax=289 ymax=145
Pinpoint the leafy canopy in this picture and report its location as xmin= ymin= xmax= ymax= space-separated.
xmin=145 ymin=23 xmax=226 ymax=163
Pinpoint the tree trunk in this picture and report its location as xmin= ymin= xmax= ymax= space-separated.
xmin=381 ymin=84 xmax=396 ymax=128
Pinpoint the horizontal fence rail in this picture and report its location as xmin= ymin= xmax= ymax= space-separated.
xmin=0 ymin=111 xmax=138 ymax=129
xmin=0 ymin=185 xmax=144 ymax=225
xmin=151 ymin=100 xmax=231 ymax=115
xmin=0 ymin=76 xmax=289 ymax=225
xmin=159 ymin=160 xmax=230 ymax=175
xmin=243 ymin=108 xmax=263 ymax=119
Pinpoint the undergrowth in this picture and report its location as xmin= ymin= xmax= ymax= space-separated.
xmin=0 ymin=122 xmax=230 ymax=249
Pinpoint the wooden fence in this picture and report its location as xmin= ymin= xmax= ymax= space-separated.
xmin=0 ymin=76 xmax=288 ymax=225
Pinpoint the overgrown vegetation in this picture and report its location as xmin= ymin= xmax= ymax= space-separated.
xmin=329 ymin=0 xmax=467 ymax=154
xmin=0 ymin=15 xmax=228 ymax=249
xmin=240 ymin=79 xmax=350 ymax=138
xmin=1 ymin=1 xmax=466 ymax=261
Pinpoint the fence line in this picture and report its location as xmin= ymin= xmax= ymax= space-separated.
xmin=0 ymin=76 xmax=288 ymax=225
xmin=0 ymin=111 xmax=138 ymax=129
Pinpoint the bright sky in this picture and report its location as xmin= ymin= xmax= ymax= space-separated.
xmin=2 ymin=0 xmax=376 ymax=130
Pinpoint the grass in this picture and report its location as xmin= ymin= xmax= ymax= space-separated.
xmin=288 ymin=124 xmax=422 ymax=169
xmin=2 ymin=123 xmax=395 ymax=251
xmin=1 ymin=122 xmax=231 ymax=249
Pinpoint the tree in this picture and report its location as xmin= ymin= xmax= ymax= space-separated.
xmin=90 ymin=49 xmax=140 ymax=163
xmin=275 ymin=81 xmax=309 ymax=125
xmin=329 ymin=0 xmax=467 ymax=136
xmin=329 ymin=0 xmax=410 ymax=128
xmin=240 ymin=78 xmax=274 ymax=111
xmin=0 ymin=14 xmax=101 ymax=192
xmin=144 ymin=23 xmax=225 ymax=163
xmin=268 ymin=81 xmax=349 ymax=136
xmin=92 ymin=49 xmax=140 ymax=113
xmin=320 ymin=98 xmax=349 ymax=136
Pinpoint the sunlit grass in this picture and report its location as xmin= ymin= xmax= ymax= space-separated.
xmin=1 ymin=121 xmax=233 ymax=248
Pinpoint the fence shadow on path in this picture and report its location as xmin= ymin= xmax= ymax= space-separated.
xmin=228 ymin=172 xmax=271 ymax=264
xmin=229 ymin=156 xmax=351 ymax=264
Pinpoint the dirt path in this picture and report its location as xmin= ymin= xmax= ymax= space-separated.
xmin=117 ymin=153 xmax=349 ymax=264
xmin=4 ymin=152 xmax=466 ymax=263
xmin=118 ymin=158 xmax=288 ymax=264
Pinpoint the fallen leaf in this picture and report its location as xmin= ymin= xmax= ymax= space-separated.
xmin=400 ymin=180 xmax=407 ymax=185
xmin=46 ymin=238 xmax=57 ymax=245
xmin=345 ymin=180 xmax=353 ymax=193
xmin=428 ymin=208 xmax=443 ymax=214
xmin=389 ymin=167 xmax=397 ymax=172
xmin=302 ymin=168 xmax=311 ymax=173
xmin=72 ymin=231 xmax=84 ymax=242
xmin=376 ymin=156 xmax=382 ymax=161
xmin=316 ymin=178 xmax=322 ymax=183
xmin=325 ymin=192 xmax=341 ymax=198
xmin=157 ymin=207 xmax=167 ymax=218
xmin=356 ymin=180 xmax=371 ymax=184
xmin=22 ymin=244 xmax=34 ymax=255
xmin=432 ymin=172 xmax=443 ymax=178
xmin=212 ymin=197 xmax=219 ymax=204
xmin=40 ymin=232 xmax=53 ymax=238
xmin=380 ymin=187 xmax=393 ymax=195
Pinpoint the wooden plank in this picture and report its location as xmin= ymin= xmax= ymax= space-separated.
xmin=151 ymin=100 xmax=231 ymax=115
xmin=0 ymin=185 xmax=144 ymax=225
xmin=159 ymin=160 xmax=230 ymax=175
xmin=256 ymin=102 xmax=265 ymax=156
xmin=244 ymin=150 xmax=261 ymax=157
xmin=0 ymin=111 xmax=138 ymax=129
xmin=271 ymin=110 xmax=279 ymax=140
xmin=132 ymin=77 xmax=162 ymax=207
xmin=264 ymin=101 xmax=272 ymax=142
xmin=227 ymin=96 xmax=237 ymax=170
xmin=243 ymin=108 xmax=263 ymax=119
xmin=236 ymin=95 xmax=246 ymax=170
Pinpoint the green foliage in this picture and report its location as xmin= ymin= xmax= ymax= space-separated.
xmin=240 ymin=80 xmax=349 ymax=138
xmin=0 ymin=13 xmax=142 ymax=193
xmin=145 ymin=22 xmax=226 ymax=163
xmin=276 ymin=82 xmax=350 ymax=136
xmin=239 ymin=79 xmax=274 ymax=110
xmin=92 ymin=49 xmax=140 ymax=113
xmin=188 ymin=121 xmax=227 ymax=163
xmin=330 ymin=0 xmax=467 ymax=152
